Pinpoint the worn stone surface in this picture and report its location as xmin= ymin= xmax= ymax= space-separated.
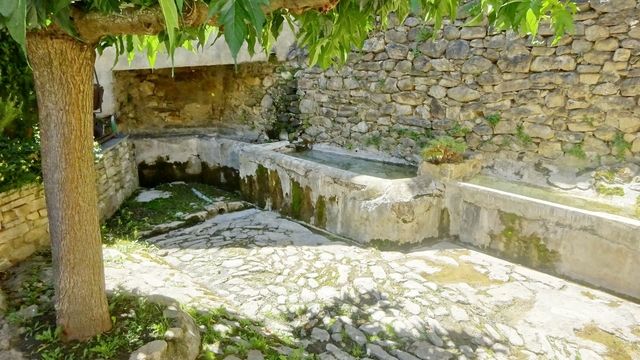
xmin=96 ymin=208 xmax=640 ymax=360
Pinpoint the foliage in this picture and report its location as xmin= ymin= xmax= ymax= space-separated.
xmin=421 ymin=136 xmax=467 ymax=164
xmin=1 ymin=0 xmax=576 ymax=68
xmin=416 ymin=26 xmax=434 ymax=42
xmin=447 ymin=123 xmax=471 ymax=137
xmin=485 ymin=114 xmax=501 ymax=127
xmin=612 ymin=132 xmax=631 ymax=160
xmin=0 ymin=130 xmax=41 ymax=192
xmin=566 ymin=143 xmax=586 ymax=159
xmin=516 ymin=124 xmax=532 ymax=145
xmin=5 ymin=260 xmax=169 ymax=359
xmin=0 ymin=29 xmax=37 ymax=137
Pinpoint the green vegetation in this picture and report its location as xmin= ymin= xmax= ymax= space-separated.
xmin=612 ymin=133 xmax=631 ymax=160
xmin=485 ymin=114 xmax=501 ymax=127
xmin=595 ymin=184 xmax=625 ymax=197
xmin=190 ymin=308 xmax=309 ymax=360
xmin=635 ymin=196 xmax=640 ymax=218
xmin=365 ymin=135 xmax=382 ymax=148
xmin=576 ymin=324 xmax=639 ymax=360
xmin=516 ymin=125 xmax=532 ymax=145
xmin=5 ymin=260 xmax=169 ymax=360
xmin=447 ymin=123 xmax=471 ymax=138
xmin=566 ymin=143 xmax=586 ymax=159
xmin=421 ymin=136 xmax=467 ymax=164
xmin=103 ymin=183 xmax=238 ymax=243
xmin=0 ymin=29 xmax=37 ymax=137
xmin=593 ymin=169 xmax=616 ymax=183
xmin=0 ymin=131 xmax=41 ymax=193
xmin=492 ymin=212 xmax=560 ymax=270
xmin=416 ymin=27 xmax=434 ymax=42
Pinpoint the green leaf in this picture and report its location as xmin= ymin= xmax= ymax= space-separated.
xmin=6 ymin=0 xmax=26 ymax=55
xmin=158 ymin=0 xmax=180 ymax=58
xmin=0 ymin=1 xmax=17 ymax=17
xmin=218 ymin=0 xmax=249 ymax=61
xmin=241 ymin=0 xmax=268 ymax=35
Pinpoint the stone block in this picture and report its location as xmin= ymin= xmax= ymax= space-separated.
xmin=523 ymin=123 xmax=554 ymax=139
xmin=447 ymin=86 xmax=481 ymax=102
xmin=585 ymin=25 xmax=610 ymax=42
xmin=445 ymin=40 xmax=470 ymax=60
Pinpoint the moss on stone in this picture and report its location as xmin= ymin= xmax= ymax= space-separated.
xmin=315 ymin=195 xmax=327 ymax=228
xmin=596 ymin=184 xmax=625 ymax=197
xmin=289 ymin=179 xmax=314 ymax=222
xmin=490 ymin=211 xmax=560 ymax=271
xmin=424 ymin=261 xmax=502 ymax=287
xmin=575 ymin=324 xmax=638 ymax=360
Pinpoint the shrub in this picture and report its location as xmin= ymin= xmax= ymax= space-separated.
xmin=0 ymin=29 xmax=37 ymax=138
xmin=0 ymin=131 xmax=41 ymax=192
xmin=421 ymin=136 xmax=467 ymax=164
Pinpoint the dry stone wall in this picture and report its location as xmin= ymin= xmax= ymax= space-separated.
xmin=296 ymin=0 xmax=640 ymax=165
xmin=115 ymin=63 xmax=300 ymax=141
xmin=0 ymin=137 xmax=138 ymax=270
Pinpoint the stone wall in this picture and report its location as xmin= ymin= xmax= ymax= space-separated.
xmin=296 ymin=0 xmax=640 ymax=165
xmin=0 ymin=137 xmax=138 ymax=270
xmin=115 ymin=63 xmax=300 ymax=141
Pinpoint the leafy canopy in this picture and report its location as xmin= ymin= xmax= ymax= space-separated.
xmin=0 ymin=0 xmax=577 ymax=67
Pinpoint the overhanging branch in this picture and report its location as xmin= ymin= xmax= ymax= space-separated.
xmin=72 ymin=0 xmax=337 ymax=43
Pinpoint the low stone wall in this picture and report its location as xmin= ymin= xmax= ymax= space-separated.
xmin=0 ymin=137 xmax=139 ymax=270
xmin=115 ymin=63 xmax=300 ymax=141
xmin=296 ymin=0 xmax=640 ymax=166
xmin=446 ymin=181 xmax=640 ymax=299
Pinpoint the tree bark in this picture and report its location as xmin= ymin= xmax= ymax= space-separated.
xmin=27 ymin=33 xmax=112 ymax=341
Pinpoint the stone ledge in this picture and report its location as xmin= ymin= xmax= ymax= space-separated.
xmin=129 ymin=297 xmax=200 ymax=360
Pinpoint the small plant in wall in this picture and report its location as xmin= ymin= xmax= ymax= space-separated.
xmin=419 ymin=136 xmax=482 ymax=181
xmin=566 ymin=143 xmax=586 ymax=159
xmin=421 ymin=136 xmax=467 ymax=164
xmin=612 ymin=132 xmax=631 ymax=160
xmin=485 ymin=114 xmax=501 ymax=127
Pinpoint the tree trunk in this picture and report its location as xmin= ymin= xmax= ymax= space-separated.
xmin=27 ymin=33 xmax=112 ymax=341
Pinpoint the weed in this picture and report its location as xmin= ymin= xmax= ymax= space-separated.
xmin=516 ymin=125 xmax=532 ymax=145
xmin=365 ymin=135 xmax=382 ymax=148
xmin=595 ymin=184 xmax=625 ymax=197
xmin=612 ymin=133 xmax=631 ymax=160
xmin=448 ymin=123 xmax=471 ymax=137
xmin=416 ymin=27 xmax=434 ymax=42
xmin=566 ymin=143 xmax=586 ymax=159
xmin=485 ymin=114 xmax=501 ymax=127
xmin=421 ymin=136 xmax=467 ymax=164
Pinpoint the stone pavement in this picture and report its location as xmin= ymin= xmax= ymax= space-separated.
xmin=102 ymin=208 xmax=640 ymax=360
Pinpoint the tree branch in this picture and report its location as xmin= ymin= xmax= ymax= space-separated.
xmin=72 ymin=0 xmax=337 ymax=44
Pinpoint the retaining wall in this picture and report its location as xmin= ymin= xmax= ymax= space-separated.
xmin=0 ymin=137 xmax=139 ymax=269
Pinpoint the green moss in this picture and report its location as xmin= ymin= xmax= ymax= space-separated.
xmin=594 ymin=169 xmax=616 ymax=183
xmin=596 ymin=184 xmax=625 ymax=197
xmin=491 ymin=211 xmax=560 ymax=270
xmin=315 ymin=195 xmax=327 ymax=228
xmin=290 ymin=179 xmax=314 ymax=222
xmin=575 ymin=324 xmax=639 ymax=360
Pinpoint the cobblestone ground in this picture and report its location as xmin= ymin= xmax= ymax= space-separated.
xmin=102 ymin=208 xmax=640 ymax=360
